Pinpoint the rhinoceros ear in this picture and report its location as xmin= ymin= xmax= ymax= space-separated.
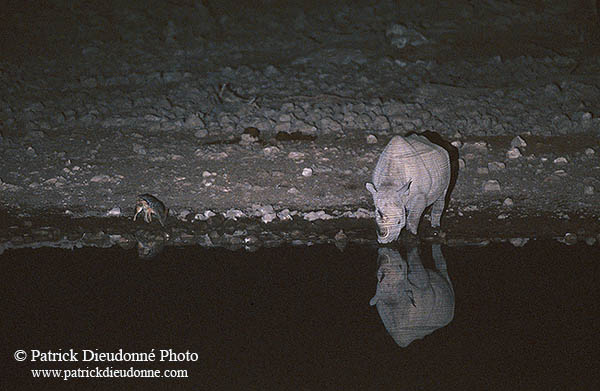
xmin=369 ymin=294 xmax=378 ymax=306
xmin=405 ymin=289 xmax=416 ymax=307
xmin=365 ymin=182 xmax=377 ymax=194
xmin=398 ymin=180 xmax=412 ymax=195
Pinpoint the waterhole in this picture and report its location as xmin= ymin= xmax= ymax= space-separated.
xmin=2 ymin=241 xmax=598 ymax=389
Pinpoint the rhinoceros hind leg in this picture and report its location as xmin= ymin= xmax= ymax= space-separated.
xmin=430 ymin=193 xmax=446 ymax=228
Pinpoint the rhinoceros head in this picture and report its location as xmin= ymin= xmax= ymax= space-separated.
xmin=369 ymin=248 xmax=409 ymax=307
xmin=366 ymin=181 xmax=411 ymax=244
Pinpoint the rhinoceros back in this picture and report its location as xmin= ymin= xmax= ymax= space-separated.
xmin=373 ymin=134 xmax=450 ymax=204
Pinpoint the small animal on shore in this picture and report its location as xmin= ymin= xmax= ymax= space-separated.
xmin=366 ymin=134 xmax=450 ymax=243
xmin=133 ymin=194 xmax=168 ymax=227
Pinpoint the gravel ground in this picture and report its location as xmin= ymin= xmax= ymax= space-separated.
xmin=1 ymin=0 xmax=599 ymax=252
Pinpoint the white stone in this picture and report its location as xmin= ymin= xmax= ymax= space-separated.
xmin=90 ymin=174 xmax=111 ymax=183
xmin=553 ymin=169 xmax=567 ymax=177
xmin=483 ymin=180 xmax=501 ymax=192
xmin=277 ymin=209 xmax=293 ymax=221
xmin=195 ymin=210 xmax=216 ymax=221
xmin=503 ymin=198 xmax=514 ymax=207
xmin=366 ymin=134 xmax=378 ymax=144
xmin=225 ymin=209 xmax=245 ymax=220
xmin=302 ymin=168 xmax=313 ymax=177
xmin=506 ymin=147 xmax=522 ymax=159
xmin=553 ymin=157 xmax=568 ymax=164
xmin=304 ymin=210 xmax=333 ymax=221
xmin=288 ymin=151 xmax=305 ymax=160
xmin=263 ymin=146 xmax=280 ymax=156
xmin=584 ymin=185 xmax=594 ymax=195
xmin=584 ymin=148 xmax=595 ymax=156
xmin=107 ymin=207 xmax=121 ymax=217
xmin=261 ymin=213 xmax=276 ymax=224
xmin=509 ymin=238 xmax=529 ymax=247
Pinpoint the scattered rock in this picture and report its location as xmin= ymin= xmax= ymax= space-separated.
xmin=483 ymin=180 xmax=501 ymax=192
xmin=263 ymin=146 xmax=280 ymax=157
xmin=133 ymin=144 xmax=146 ymax=155
xmin=90 ymin=174 xmax=111 ymax=183
xmin=304 ymin=211 xmax=333 ymax=221
xmin=584 ymin=148 xmax=595 ymax=156
xmin=510 ymin=136 xmax=527 ymax=148
xmin=340 ymin=208 xmax=373 ymax=219
xmin=240 ymin=133 xmax=258 ymax=144
xmin=107 ymin=207 xmax=121 ymax=217
xmin=26 ymin=146 xmax=37 ymax=158
xmin=553 ymin=157 xmax=568 ymax=165
xmin=334 ymin=230 xmax=348 ymax=251
xmin=553 ymin=169 xmax=567 ymax=177
xmin=366 ymin=134 xmax=378 ymax=144
xmin=288 ymin=151 xmax=305 ymax=160
xmin=386 ymin=23 xmax=428 ymax=49
xmin=224 ymin=209 xmax=245 ymax=220
xmin=252 ymin=204 xmax=276 ymax=223
xmin=277 ymin=209 xmax=293 ymax=221
xmin=563 ymin=232 xmax=578 ymax=245
xmin=302 ymin=168 xmax=313 ymax=177
xmin=264 ymin=65 xmax=280 ymax=77
xmin=509 ymin=238 xmax=529 ymax=247
xmin=178 ymin=209 xmax=192 ymax=220
xmin=488 ymin=161 xmax=506 ymax=171
xmin=0 ymin=178 xmax=20 ymax=191
xmin=462 ymin=141 xmax=488 ymax=153
xmin=506 ymin=147 xmax=522 ymax=159
xmin=195 ymin=210 xmax=216 ymax=221
xmin=584 ymin=185 xmax=594 ymax=195
xmin=502 ymin=198 xmax=514 ymax=208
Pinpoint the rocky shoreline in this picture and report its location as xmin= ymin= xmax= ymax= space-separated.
xmin=1 ymin=1 xmax=599 ymax=255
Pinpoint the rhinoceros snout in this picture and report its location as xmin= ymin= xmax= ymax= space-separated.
xmin=377 ymin=224 xmax=402 ymax=244
xmin=377 ymin=225 xmax=389 ymax=238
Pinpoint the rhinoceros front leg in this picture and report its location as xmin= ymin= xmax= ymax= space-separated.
xmin=406 ymin=193 xmax=426 ymax=235
xmin=430 ymin=191 xmax=447 ymax=229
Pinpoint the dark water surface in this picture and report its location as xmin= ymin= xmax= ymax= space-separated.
xmin=2 ymin=242 xmax=599 ymax=390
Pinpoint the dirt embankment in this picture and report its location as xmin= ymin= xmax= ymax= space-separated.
xmin=1 ymin=1 xmax=599 ymax=252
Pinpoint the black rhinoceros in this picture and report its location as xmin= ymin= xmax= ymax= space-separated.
xmin=366 ymin=134 xmax=450 ymax=243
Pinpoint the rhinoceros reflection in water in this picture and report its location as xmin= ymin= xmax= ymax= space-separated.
xmin=370 ymin=245 xmax=455 ymax=347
